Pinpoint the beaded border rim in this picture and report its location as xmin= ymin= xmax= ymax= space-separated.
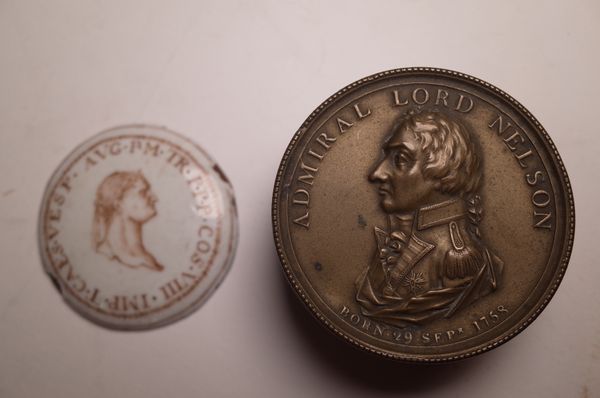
xmin=271 ymin=67 xmax=575 ymax=362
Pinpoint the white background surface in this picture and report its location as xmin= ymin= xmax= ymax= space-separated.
xmin=1 ymin=1 xmax=599 ymax=397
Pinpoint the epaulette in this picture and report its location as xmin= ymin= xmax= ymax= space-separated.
xmin=443 ymin=221 xmax=483 ymax=279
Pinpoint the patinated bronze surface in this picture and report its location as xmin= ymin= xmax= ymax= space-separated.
xmin=272 ymin=68 xmax=574 ymax=361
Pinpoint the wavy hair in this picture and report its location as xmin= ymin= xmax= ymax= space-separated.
xmin=92 ymin=171 xmax=143 ymax=250
xmin=396 ymin=110 xmax=483 ymax=235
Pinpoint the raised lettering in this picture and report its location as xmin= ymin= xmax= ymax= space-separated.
xmin=315 ymin=133 xmax=336 ymax=150
xmin=435 ymin=89 xmax=449 ymax=106
xmin=514 ymin=149 xmax=533 ymax=168
xmin=292 ymin=189 xmax=310 ymax=207
xmin=297 ymin=161 xmax=318 ymax=186
xmin=293 ymin=211 xmax=310 ymax=229
xmin=340 ymin=306 xmax=350 ymax=317
xmin=337 ymin=117 xmax=353 ymax=133
xmin=455 ymin=94 xmax=474 ymax=113
xmin=373 ymin=324 xmax=385 ymax=337
xmin=532 ymin=190 xmax=551 ymax=207
xmin=534 ymin=211 xmax=552 ymax=229
xmin=393 ymin=90 xmax=409 ymax=106
xmin=412 ymin=88 xmax=429 ymax=105
xmin=526 ymin=170 xmax=545 ymax=186
xmin=307 ymin=149 xmax=324 ymax=161
xmin=361 ymin=318 xmax=371 ymax=331
xmin=488 ymin=114 xmax=513 ymax=135
xmin=353 ymin=103 xmax=371 ymax=119
xmin=503 ymin=131 xmax=525 ymax=151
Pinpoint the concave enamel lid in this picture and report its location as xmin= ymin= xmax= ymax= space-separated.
xmin=38 ymin=125 xmax=238 ymax=329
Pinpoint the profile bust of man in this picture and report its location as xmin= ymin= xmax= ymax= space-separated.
xmin=356 ymin=110 xmax=503 ymax=326
xmin=92 ymin=171 xmax=164 ymax=271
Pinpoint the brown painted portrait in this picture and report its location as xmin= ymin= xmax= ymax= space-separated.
xmin=92 ymin=171 xmax=164 ymax=271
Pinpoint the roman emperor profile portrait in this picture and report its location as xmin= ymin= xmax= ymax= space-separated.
xmin=355 ymin=110 xmax=503 ymax=326
xmin=92 ymin=171 xmax=164 ymax=271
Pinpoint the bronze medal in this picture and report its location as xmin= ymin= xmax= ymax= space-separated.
xmin=272 ymin=68 xmax=574 ymax=361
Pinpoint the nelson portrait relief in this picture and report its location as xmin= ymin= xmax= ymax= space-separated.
xmin=356 ymin=110 xmax=503 ymax=327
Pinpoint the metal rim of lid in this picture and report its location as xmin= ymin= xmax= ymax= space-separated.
xmin=271 ymin=67 xmax=575 ymax=362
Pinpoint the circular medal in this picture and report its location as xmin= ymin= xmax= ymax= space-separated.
xmin=39 ymin=125 xmax=238 ymax=329
xmin=272 ymin=68 xmax=574 ymax=361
